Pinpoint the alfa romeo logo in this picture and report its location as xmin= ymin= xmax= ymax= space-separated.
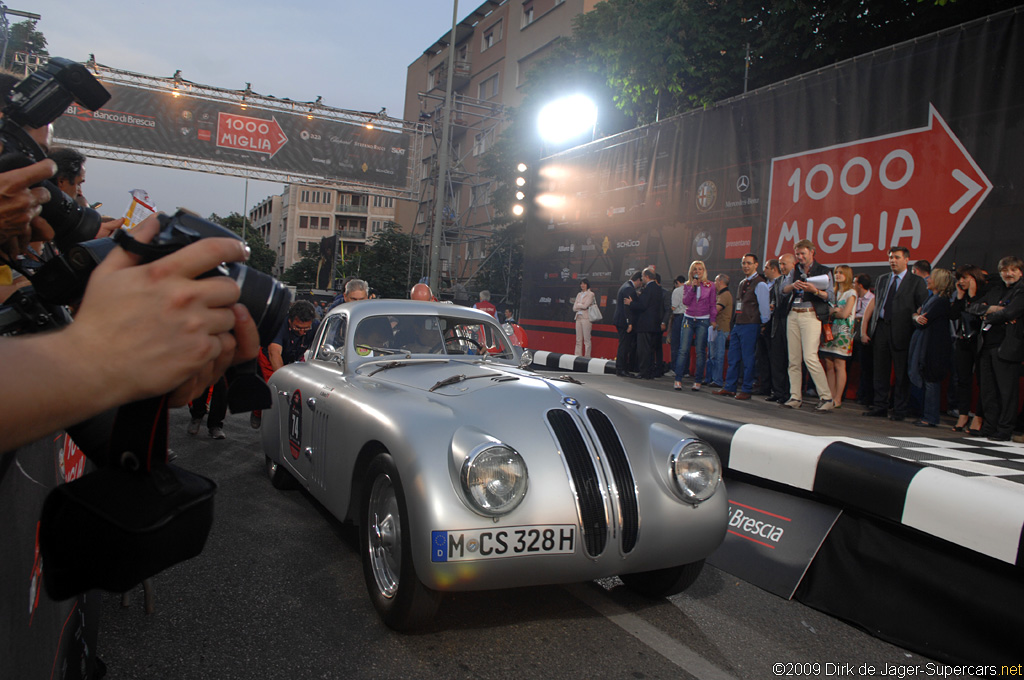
xmin=696 ymin=180 xmax=717 ymax=212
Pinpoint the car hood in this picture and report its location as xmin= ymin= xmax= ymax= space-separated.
xmin=357 ymin=359 xmax=540 ymax=396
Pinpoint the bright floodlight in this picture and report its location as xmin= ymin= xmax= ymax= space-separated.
xmin=511 ymin=204 xmax=525 ymax=217
xmin=517 ymin=162 xmax=528 ymax=172
xmin=537 ymin=94 xmax=598 ymax=145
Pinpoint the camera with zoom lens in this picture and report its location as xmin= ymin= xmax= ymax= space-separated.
xmin=0 ymin=57 xmax=111 ymax=250
xmin=21 ymin=210 xmax=292 ymax=345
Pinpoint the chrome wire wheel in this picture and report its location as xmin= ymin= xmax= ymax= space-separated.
xmin=367 ymin=473 xmax=401 ymax=599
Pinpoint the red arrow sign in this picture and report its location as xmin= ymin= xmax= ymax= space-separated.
xmin=763 ymin=105 xmax=992 ymax=266
xmin=216 ymin=112 xmax=288 ymax=157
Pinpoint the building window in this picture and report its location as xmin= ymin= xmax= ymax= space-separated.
xmin=481 ymin=20 xmax=502 ymax=51
xmin=299 ymin=215 xmax=309 ymax=229
xmin=522 ymin=1 xmax=534 ymax=28
xmin=473 ymin=130 xmax=490 ymax=157
xmin=478 ymin=74 xmax=499 ymax=100
xmin=371 ymin=220 xmax=383 ymax=233
xmin=300 ymin=190 xmax=310 ymax=202
xmin=471 ymin=183 xmax=491 ymax=206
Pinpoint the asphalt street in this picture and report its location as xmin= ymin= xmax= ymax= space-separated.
xmin=95 ymin=381 xmax=948 ymax=680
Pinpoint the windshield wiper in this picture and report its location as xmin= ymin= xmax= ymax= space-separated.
xmin=368 ymin=361 xmax=408 ymax=376
xmin=429 ymin=371 xmax=518 ymax=391
xmin=429 ymin=374 xmax=467 ymax=391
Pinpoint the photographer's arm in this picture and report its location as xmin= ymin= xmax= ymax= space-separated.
xmin=0 ymin=219 xmax=259 ymax=454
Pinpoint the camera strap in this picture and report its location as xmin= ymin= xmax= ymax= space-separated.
xmin=108 ymin=395 xmax=170 ymax=472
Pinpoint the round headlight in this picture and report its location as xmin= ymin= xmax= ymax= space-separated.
xmin=669 ymin=439 xmax=722 ymax=504
xmin=461 ymin=445 xmax=528 ymax=516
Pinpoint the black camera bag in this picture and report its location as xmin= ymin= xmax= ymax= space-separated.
xmin=39 ymin=462 xmax=216 ymax=600
xmin=38 ymin=396 xmax=217 ymax=600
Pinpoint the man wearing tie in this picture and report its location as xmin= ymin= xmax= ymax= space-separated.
xmin=861 ymin=246 xmax=929 ymax=420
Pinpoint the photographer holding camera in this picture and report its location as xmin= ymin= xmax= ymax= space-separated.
xmin=0 ymin=211 xmax=260 ymax=454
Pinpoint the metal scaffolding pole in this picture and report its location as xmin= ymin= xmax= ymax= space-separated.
xmin=428 ymin=0 xmax=459 ymax=295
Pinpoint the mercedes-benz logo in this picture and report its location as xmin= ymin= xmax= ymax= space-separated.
xmin=736 ymin=175 xmax=750 ymax=193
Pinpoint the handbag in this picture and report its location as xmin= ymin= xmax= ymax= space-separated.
xmin=822 ymin=322 xmax=834 ymax=342
xmin=588 ymin=303 xmax=602 ymax=322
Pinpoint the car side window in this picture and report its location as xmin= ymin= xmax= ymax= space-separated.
xmin=315 ymin=315 xmax=347 ymax=361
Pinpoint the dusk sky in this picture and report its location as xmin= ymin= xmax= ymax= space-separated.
xmin=26 ymin=0 xmax=468 ymax=220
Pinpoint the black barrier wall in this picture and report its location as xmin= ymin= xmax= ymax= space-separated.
xmin=521 ymin=8 xmax=1023 ymax=330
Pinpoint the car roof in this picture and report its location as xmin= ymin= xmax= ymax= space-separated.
xmin=327 ymin=299 xmax=498 ymax=325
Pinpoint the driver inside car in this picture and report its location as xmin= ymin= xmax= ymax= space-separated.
xmin=392 ymin=316 xmax=442 ymax=353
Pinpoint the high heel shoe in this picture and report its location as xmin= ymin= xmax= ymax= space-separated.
xmin=951 ymin=423 xmax=968 ymax=432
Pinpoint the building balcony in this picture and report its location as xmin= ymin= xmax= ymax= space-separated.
xmin=338 ymin=230 xmax=367 ymax=240
xmin=336 ymin=203 xmax=369 ymax=214
xmin=430 ymin=59 xmax=472 ymax=93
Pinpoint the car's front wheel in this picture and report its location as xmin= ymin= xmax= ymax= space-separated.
xmin=360 ymin=453 xmax=441 ymax=630
xmin=265 ymin=456 xmax=297 ymax=490
xmin=620 ymin=560 xmax=705 ymax=598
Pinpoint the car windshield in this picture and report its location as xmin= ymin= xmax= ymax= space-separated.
xmin=352 ymin=314 xmax=513 ymax=358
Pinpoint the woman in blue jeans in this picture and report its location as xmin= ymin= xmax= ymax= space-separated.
xmin=674 ymin=261 xmax=717 ymax=391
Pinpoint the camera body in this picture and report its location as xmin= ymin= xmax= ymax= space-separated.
xmin=19 ymin=211 xmax=291 ymax=345
xmin=0 ymin=57 xmax=112 ymax=249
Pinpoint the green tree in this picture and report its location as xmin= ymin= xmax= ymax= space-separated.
xmin=356 ymin=223 xmax=425 ymax=299
xmin=207 ymin=212 xmax=276 ymax=275
xmin=281 ymin=251 xmax=321 ymax=288
xmin=4 ymin=21 xmax=48 ymax=71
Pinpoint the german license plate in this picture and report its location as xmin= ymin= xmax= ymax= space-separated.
xmin=431 ymin=525 xmax=576 ymax=562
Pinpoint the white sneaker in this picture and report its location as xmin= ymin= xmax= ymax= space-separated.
xmin=209 ymin=427 xmax=226 ymax=440
xmin=187 ymin=417 xmax=202 ymax=435
xmin=782 ymin=399 xmax=802 ymax=409
xmin=814 ymin=400 xmax=834 ymax=413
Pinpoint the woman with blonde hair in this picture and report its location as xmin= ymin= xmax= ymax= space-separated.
xmin=674 ymin=260 xmax=716 ymax=391
xmin=820 ymin=264 xmax=856 ymax=407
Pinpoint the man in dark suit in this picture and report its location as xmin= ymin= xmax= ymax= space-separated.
xmin=861 ymin=246 xmax=929 ymax=420
xmin=628 ymin=268 xmax=664 ymax=379
xmin=613 ymin=271 xmax=642 ymax=376
xmin=766 ymin=254 xmax=795 ymax=403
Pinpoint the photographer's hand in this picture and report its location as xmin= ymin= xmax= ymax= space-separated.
xmin=0 ymin=215 xmax=260 ymax=454
xmin=70 ymin=215 xmax=258 ymax=407
xmin=0 ymin=158 xmax=55 ymax=258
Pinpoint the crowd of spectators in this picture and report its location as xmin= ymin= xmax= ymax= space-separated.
xmin=611 ymin=243 xmax=1024 ymax=441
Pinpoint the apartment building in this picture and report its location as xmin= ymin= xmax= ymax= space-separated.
xmin=400 ymin=0 xmax=598 ymax=294
xmin=250 ymin=184 xmax=398 ymax=278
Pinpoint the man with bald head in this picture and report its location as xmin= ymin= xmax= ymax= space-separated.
xmin=410 ymin=282 xmax=433 ymax=301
